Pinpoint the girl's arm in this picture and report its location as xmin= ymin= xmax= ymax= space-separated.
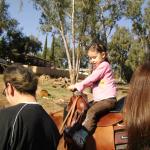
xmin=75 ymin=62 xmax=109 ymax=92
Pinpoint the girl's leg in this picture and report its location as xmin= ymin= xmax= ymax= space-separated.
xmin=83 ymin=98 xmax=116 ymax=134
xmin=71 ymin=98 xmax=116 ymax=149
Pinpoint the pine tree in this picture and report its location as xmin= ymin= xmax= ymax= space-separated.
xmin=42 ymin=34 xmax=48 ymax=59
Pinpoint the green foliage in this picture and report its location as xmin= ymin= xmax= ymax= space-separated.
xmin=143 ymin=1 xmax=150 ymax=60
xmin=125 ymin=0 xmax=144 ymax=19
xmin=0 ymin=0 xmax=42 ymax=65
xmin=0 ymin=0 xmax=18 ymax=35
xmin=32 ymin=0 xmax=70 ymax=31
xmin=49 ymin=35 xmax=66 ymax=68
xmin=42 ymin=34 xmax=48 ymax=59
xmin=124 ymin=0 xmax=150 ymax=60
xmin=0 ymin=37 xmax=7 ymax=58
xmin=109 ymin=26 xmax=132 ymax=81
xmin=126 ymin=40 xmax=145 ymax=71
xmin=0 ymin=29 xmax=42 ymax=62
xmin=144 ymin=1 xmax=150 ymax=30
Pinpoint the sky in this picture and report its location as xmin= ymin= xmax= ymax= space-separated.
xmin=6 ymin=0 xmax=50 ymax=48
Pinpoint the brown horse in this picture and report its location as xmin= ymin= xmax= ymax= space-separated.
xmin=50 ymin=95 xmax=127 ymax=150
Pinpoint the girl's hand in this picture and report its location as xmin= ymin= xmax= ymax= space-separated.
xmin=67 ymin=85 xmax=77 ymax=92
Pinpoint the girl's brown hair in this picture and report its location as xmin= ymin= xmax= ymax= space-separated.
xmin=87 ymin=40 xmax=109 ymax=62
xmin=124 ymin=61 xmax=150 ymax=150
xmin=88 ymin=42 xmax=110 ymax=63
xmin=87 ymin=40 xmax=107 ymax=53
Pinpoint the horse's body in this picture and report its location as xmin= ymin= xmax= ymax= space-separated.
xmin=50 ymin=96 xmax=127 ymax=150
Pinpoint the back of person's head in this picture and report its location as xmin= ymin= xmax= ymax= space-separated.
xmin=3 ymin=64 xmax=38 ymax=96
xmin=124 ymin=61 xmax=150 ymax=150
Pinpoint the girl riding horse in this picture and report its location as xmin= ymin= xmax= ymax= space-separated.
xmin=67 ymin=40 xmax=117 ymax=149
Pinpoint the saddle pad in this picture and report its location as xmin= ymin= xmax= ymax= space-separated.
xmin=97 ymin=113 xmax=123 ymax=127
xmin=92 ymin=126 xmax=115 ymax=150
xmin=115 ymin=131 xmax=128 ymax=145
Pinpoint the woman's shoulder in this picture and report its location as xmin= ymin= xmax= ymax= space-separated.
xmin=0 ymin=104 xmax=24 ymax=115
xmin=0 ymin=104 xmax=41 ymax=120
xmin=0 ymin=105 xmax=23 ymax=127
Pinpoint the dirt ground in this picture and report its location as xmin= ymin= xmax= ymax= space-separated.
xmin=0 ymin=74 xmax=129 ymax=114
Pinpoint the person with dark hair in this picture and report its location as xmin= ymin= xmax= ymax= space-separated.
xmin=0 ymin=64 xmax=60 ymax=150
xmin=124 ymin=61 xmax=150 ymax=150
xmin=67 ymin=41 xmax=117 ymax=149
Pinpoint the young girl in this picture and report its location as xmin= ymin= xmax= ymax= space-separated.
xmin=67 ymin=41 xmax=117 ymax=149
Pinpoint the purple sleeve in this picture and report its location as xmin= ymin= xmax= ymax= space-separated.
xmin=75 ymin=62 xmax=108 ymax=92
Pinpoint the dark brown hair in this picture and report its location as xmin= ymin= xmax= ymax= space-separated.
xmin=3 ymin=64 xmax=38 ymax=96
xmin=87 ymin=40 xmax=109 ymax=62
xmin=87 ymin=41 xmax=107 ymax=53
xmin=124 ymin=61 xmax=150 ymax=150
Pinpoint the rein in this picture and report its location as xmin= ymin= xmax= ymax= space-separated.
xmin=59 ymin=96 xmax=80 ymax=134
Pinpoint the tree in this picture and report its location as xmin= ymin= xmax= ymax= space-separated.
xmin=126 ymin=40 xmax=145 ymax=71
xmin=50 ymin=33 xmax=55 ymax=67
xmin=124 ymin=0 xmax=150 ymax=60
xmin=0 ymin=0 xmax=43 ymax=65
xmin=49 ymin=34 xmax=66 ymax=68
xmin=109 ymin=26 xmax=132 ymax=81
xmin=0 ymin=0 xmax=18 ymax=35
xmin=93 ymin=0 xmax=127 ymax=46
xmin=0 ymin=37 xmax=7 ymax=58
xmin=31 ymin=0 xmax=130 ymax=83
xmin=42 ymin=34 xmax=48 ymax=59
xmin=143 ymin=0 xmax=150 ymax=60
xmin=3 ymin=29 xmax=42 ymax=62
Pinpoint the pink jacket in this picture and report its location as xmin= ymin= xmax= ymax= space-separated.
xmin=75 ymin=61 xmax=116 ymax=101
